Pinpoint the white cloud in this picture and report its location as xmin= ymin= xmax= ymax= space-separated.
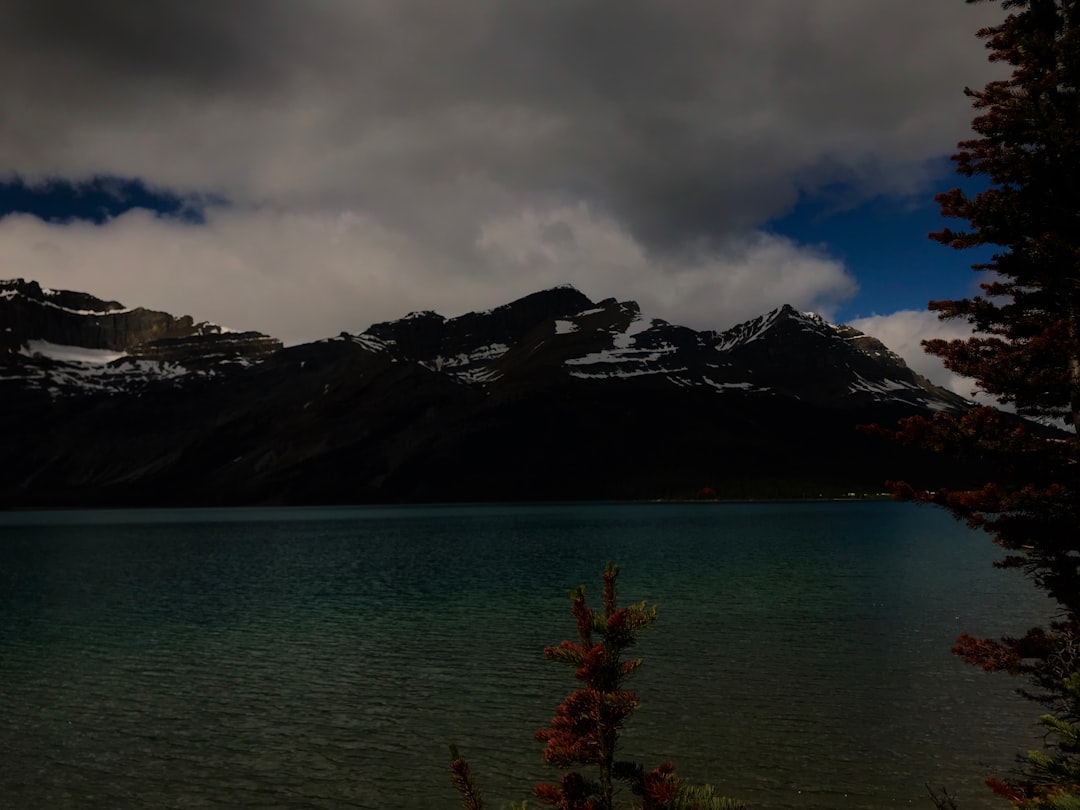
xmin=0 ymin=209 xmax=447 ymax=343
xmin=1 ymin=203 xmax=857 ymax=344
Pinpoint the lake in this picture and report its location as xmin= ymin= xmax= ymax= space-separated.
xmin=0 ymin=501 xmax=1050 ymax=809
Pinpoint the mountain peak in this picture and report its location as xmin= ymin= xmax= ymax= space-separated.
xmin=775 ymin=303 xmax=824 ymax=324
xmin=496 ymin=285 xmax=594 ymax=317
xmin=362 ymin=285 xmax=596 ymax=363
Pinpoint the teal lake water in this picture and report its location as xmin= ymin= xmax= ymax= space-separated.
xmin=0 ymin=502 xmax=1051 ymax=809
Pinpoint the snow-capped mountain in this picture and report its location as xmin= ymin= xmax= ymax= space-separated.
xmin=1 ymin=282 xmax=976 ymax=507
xmin=341 ymin=287 xmax=966 ymax=412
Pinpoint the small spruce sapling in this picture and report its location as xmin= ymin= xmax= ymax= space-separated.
xmin=532 ymin=561 xmax=665 ymax=809
xmin=451 ymin=563 xmax=743 ymax=810
xmin=450 ymin=744 xmax=486 ymax=810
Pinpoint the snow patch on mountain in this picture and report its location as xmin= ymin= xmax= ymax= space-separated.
xmin=452 ymin=367 xmax=503 ymax=384
xmin=5 ymin=354 xmax=199 ymax=398
xmin=21 ymin=340 xmax=128 ymax=364
xmin=419 ymin=342 xmax=510 ymax=383
xmin=849 ymin=372 xmax=922 ymax=396
xmin=611 ymin=312 xmax=655 ymax=349
xmin=423 ymin=342 xmax=509 ymax=370
xmin=700 ymin=378 xmax=761 ymax=392
xmin=568 ymin=364 xmax=689 ymax=380
xmin=566 ymin=345 xmax=677 ymax=368
xmin=565 ymin=310 xmax=676 ymax=378
xmin=403 ymin=310 xmax=441 ymax=322
xmin=564 ymin=309 xmax=655 ymax=362
xmin=36 ymin=299 xmax=135 ymax=316
xmin=919 ymin=398 xmax=954 ymax=412
xmin=348 ymin=333 xmax=396 ymax=352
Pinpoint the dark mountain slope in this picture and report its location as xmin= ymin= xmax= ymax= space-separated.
xmin=1 ymin=282 xmax=978 ymax=506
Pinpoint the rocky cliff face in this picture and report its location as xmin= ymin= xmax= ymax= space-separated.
xmin=0 ymin=282 xmax=981 ymax=507
xmin=0 ymin=278 xmax=282 ymax=393
xmin=1 ymin=278 xmax=204 ymax=352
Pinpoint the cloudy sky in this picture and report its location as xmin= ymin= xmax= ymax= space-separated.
xmin=0 ymin=1 xmax=1006 ymax=397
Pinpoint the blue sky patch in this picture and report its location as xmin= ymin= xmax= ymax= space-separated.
xmin=0 ymin=176 xmax=219 ymax=225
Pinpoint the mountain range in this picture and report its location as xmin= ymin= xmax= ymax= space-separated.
xmin=1 ymin=278 xmax=975 ymax=507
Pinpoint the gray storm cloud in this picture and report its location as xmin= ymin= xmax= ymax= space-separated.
xmin=0 ymin=1 xmax=1004 ymax=366
xmin=1 ymin=1 xmax=1001 ymax=241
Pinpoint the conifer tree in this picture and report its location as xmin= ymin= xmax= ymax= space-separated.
xmin=450 ymin=563 xmax=743 ymax=810
xmin=874 ymin=0 xmax=1080 ymax=803
xmin=532 ymin=562 xmax=666 ymax=810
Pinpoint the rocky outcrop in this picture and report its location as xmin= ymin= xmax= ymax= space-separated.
xmin=2 ymin=278 xmax=199 ymax=353
xmin=0 ymin=278 xmax=282 ymax=371
xmin=130 ymin=332 xmax=283 ymax=369
xmin=365 ymin=285 xmax=595 ymax=362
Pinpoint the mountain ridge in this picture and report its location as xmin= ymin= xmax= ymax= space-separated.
xmin=1 ymin=280 xmax=975 ymax=506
